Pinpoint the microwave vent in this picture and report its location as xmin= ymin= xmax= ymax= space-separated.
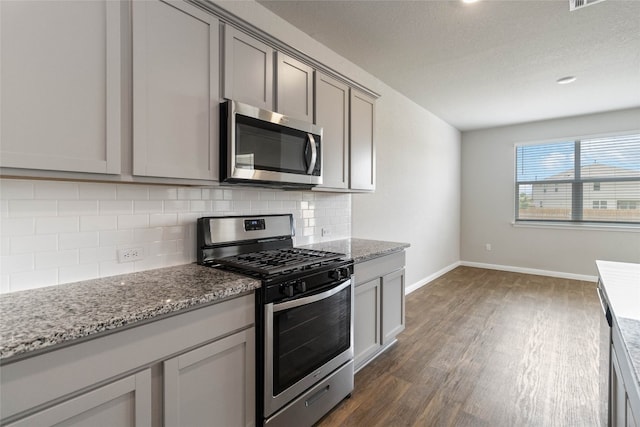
xmin=570 ymin=0 xmax=606 ymax=11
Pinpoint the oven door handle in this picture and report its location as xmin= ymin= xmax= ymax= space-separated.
xmin=273 ymin=279 xmax=351 ymax=312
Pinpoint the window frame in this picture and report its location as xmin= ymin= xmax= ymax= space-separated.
xmin=514 ymin=132 xmax=640 ymax=226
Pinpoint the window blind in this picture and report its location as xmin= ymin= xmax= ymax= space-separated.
xmin=515 ymin=133 xmax=640 ymax=224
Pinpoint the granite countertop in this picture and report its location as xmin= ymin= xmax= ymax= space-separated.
xmin=300 ymin=238 xmax=410 ymax=263
xmin=0 ymin=264 xmax=260 ymax=362
xmin=596 ymin=260 xmax=640 ymax=400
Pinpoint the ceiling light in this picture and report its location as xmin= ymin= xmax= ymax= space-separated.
xmin=556 ymin=76 xmax=577 ymax=85
xmin=462 ymin=0 xmax=480 ymax=3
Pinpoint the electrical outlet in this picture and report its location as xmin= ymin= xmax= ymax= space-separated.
xmin=485 ymin=243 xmax=492 ymax=251
xmin=321 ymin=227 xmax=331 ymax=237
xmin=118 ymin=247 xmax=144 ymax=263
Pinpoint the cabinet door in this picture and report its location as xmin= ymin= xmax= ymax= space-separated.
xmin=132 ymin=0 xmax=219 ymax=180
xmin=276 ymin=52 xmax=313 ymax=122
xmin=164 ymin=327 xmax=255 ymax=427
xmin=223 ymin=26 xmax=273 ymax=110
xmin=0 ymin=0 xmax=121 ymax=174
xmin=628 ymin=398 xmax=638 ymax=427
xmin=354 ymin=278 xmax=381 ymax=370
xmin=612 ymin=345 xmax=627 ymax=427
xmin=315 ymin=73 xmax=349 ymax=189
xmin=7 ymin=370 xmax=151 ymax=427
xmin=382 ymin=268 xmax=405 ymax=345
xmin=349 ymin=90 xmax=376 ymax=191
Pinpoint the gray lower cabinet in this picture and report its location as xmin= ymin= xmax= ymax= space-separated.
xmin=164 ymin=328 xmax=255 ymax=427
xmin=354 ymin=278 xmax=381 ymax=368
xmin=353 ymin=251 xmax=406 ymax=371
xmin=1 ymin=295 xmax=254 ymax=427
xmin=6 ymin=370 xmax=152 ymax=427
xmin=610 ymin=317 xmax=640 ymax=427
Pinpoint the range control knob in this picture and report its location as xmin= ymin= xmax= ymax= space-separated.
xmin=329 ymin=269 xmax=342 ymax=280
xmin=281 ymin=284 xmax=295 ymax=297
xmin=296 ymin=281 xmax=307 ymax=293
xmin=340 ymin=267 xmax=351 ymax=278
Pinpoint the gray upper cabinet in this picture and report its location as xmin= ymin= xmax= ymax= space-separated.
xmin=350 ymin=90 xmax=376 ymax=191
xmin=0 ymin=0 xmax=122 ymax=174
xmin=276 ymin=52 xmax=314 ymax=122
xmin=315 ymin=72 xmax=349 ymax=190
xmin=132 ymin=0 xmax=219 ymax=180
xmin=223 ymin=26 xmax=274 ymax=110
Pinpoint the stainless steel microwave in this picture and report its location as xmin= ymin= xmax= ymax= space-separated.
xmin=220 ymin=100 xmax=323 ymax=187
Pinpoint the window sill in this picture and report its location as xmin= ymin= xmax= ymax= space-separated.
xmin=512 ymin=221 xmax=640 ymax=232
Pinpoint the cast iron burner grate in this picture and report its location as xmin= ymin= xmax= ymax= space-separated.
xmin=214 ymin=248 xmax=344 ymax=275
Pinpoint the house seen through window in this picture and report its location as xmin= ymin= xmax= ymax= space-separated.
xmin=515 ymin=134 xmax=640 ymax=224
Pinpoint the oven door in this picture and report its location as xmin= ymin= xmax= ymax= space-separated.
xmin=264 ymin=278 xmax=353 ymax=417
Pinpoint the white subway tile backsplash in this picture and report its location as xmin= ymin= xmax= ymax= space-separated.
xmin=116 ymin=184 xmax=149 ymax=200
xmin=1 ymin=180 xmax=34 ymax=199
xmin=149 ymin=187 xmax=177 ymax=200
xmin=36 ymin=217 xmax=79 ymax=234
xmin=117 ymin=214 xmax=149 ymax=230
xmin=34 ymin=181 xmax=79 ymax=200
xmin=163 ymin=200 xmax=189 ymax=213
xmin=79 ymin=246 xmax=117 ymax=264
xmin=81 ymin=215 xmax=117 ymax=232
xmin=59 ymin=201 xmax=99 ymax=216
xmin=10 ymin=235 xmax=57 ymax=254
xmin=1 ymin=217 xmax=35 ymax=237
xmin=79 ymin=183 xmax=116 ymax=200
xmin=59 ymin=231 xmax=100 ymax=250
xmin=133 ymin=227 xmax=163 ymax=243
xmin=100 ymin=200 xmax=134 ymax=215
xmin=149 ymin=214 xmax=177 ymax=228
xmin=9 ymin=200 xmax=57 ymax=217
xmin=99 ymin=230 xmax=134 ymax=247
xmin=177 ymin=188 xmax=202 ymax=200
xmin=1 ymin=253 xmax=34 ymax=274
xmin=35 ymin=250 xmax=78 ymax=269
xmin=0 ymin=178 xmax=351 ymax=293
xmin=134 ymin=200 xmax=163 ymax=214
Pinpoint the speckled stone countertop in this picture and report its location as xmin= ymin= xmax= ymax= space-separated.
xmin=596 ymin=260 xmax=640 ymax=406
xmin=300 ymin=238 xmax=410 ymax=263
xmin=0 ymin=264 xmax=260 ymax=362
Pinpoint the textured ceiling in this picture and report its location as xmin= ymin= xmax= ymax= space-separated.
xmin=257 ymin=0 xmax=640 ymax=131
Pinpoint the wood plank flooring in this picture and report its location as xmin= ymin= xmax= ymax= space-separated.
xmin=316 ymin=266 xmax=601 ymax=427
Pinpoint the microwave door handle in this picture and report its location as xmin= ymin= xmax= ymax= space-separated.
xmin=306 ymin=133 xmax=317 ymax=175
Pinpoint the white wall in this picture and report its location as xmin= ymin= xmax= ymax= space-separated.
xmin=217 ymin=0 xmax=463 ymax=292
xmin=352 ymin=91 xmax=461 ymax=290
xmin=461 ymin=107 xmax=640 ymax=278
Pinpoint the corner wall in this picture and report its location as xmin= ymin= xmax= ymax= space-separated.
xmin=461 ymin=107 xmax=640 ymax=278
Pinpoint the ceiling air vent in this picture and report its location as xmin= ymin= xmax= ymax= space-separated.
xmin=570 ymin=0 xmax=606 ymax=11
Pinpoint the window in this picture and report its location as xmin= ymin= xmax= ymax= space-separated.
xmin=593 ymin=201 xmax=607 ymax=209
xmin=516 ymin=134 xmax=640 ymax=224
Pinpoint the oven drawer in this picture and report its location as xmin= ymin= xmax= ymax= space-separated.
xmin=264 ymin=360 xmax=353 ymax=427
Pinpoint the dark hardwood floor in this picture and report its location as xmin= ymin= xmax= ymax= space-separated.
xmin=317 ymin=266 xmax=601 ymax=427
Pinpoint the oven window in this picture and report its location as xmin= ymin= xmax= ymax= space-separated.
xmin=273 ymin=286 xmax=350 ymax=395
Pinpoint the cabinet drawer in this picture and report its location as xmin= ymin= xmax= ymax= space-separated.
xmin=354 ymin=251 xmax=405 ymax=286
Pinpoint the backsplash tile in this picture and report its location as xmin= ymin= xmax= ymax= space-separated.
xmin=0 ymin=178 xmax=351 ymax=293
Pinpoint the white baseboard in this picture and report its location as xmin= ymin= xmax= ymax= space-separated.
xmin=405 ymin=261 xmax=597 ymax=296
xmin=459 ymin=261 xmax=598 ymax=283
xmin=405 ymin=261 xmax=461 ymax=295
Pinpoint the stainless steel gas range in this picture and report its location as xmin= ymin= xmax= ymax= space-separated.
xmin=197 ymin=214 xmax=354 ymax=427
